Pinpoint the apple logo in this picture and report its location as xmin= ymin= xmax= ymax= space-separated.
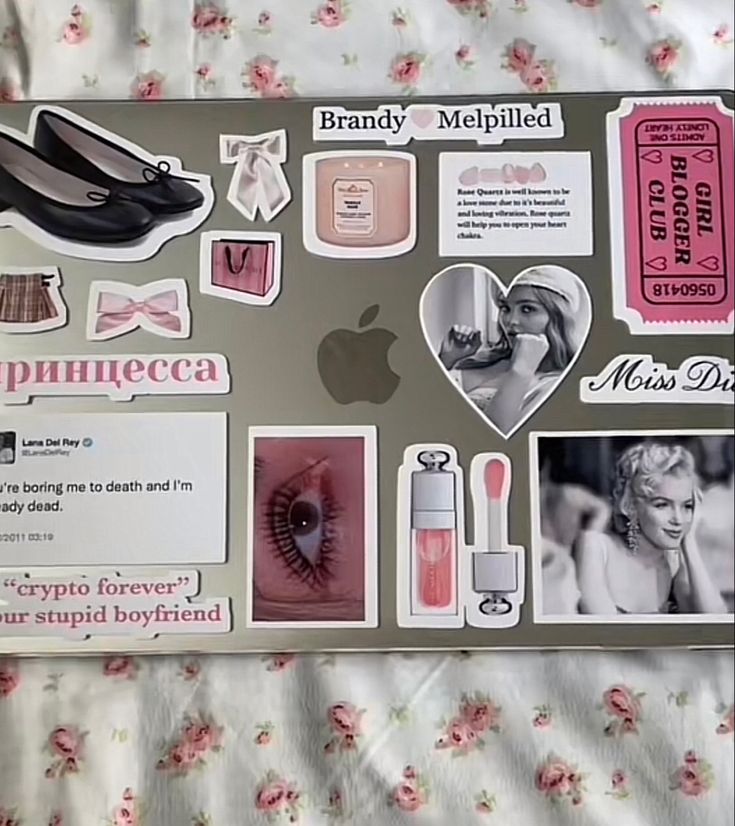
xmin=318 ymin=305 xmax=400 ymax=404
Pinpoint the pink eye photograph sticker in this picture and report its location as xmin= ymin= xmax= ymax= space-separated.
xmin=246 ymin=426 xmax=378 ymax=628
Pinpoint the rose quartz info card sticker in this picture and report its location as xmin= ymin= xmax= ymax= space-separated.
xmin=607 ymin=96 xmax=734 ymax=334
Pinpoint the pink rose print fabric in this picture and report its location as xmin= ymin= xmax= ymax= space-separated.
xmin=716 ymin=703 xmax=735 ymax=735
xmin=107 ymin=788 xmax=143 ymax=826
xmin=502 ymin=38 xmax=557 ymax=93
xmin=647 ymin=37 xmax=682 ymax=80
xmin=60 ymin=4 xmax=92 ymax=45
xmin=455 ymin=44 xmax=475 ymax=69
xmin=600 ymin=684 xmax=645 ymax=736
xmin=311 ymin=1 xmax=350 ymax=28
xmin=179 ymin=659 xmax=202 ymax=681
xmin=0 ymin=77 xmax=20 ymax=102
xmin=324 ymin=701 xmax=365 ymax=753
xmin=1 ymin=652 xmax=733 ymax=824
xmin=389 ymin=766 xmax=429 ymax=812
xmin=447 ymin=0 xmax=492 ymax=19
xmin=156 ymin=712 xmax=224 ymax=775
xmin=131 ymin=71 xmax=165 ymax=101
xmin=103 ymin=656 xmax=139 ymax=680
xmin=263 ymin=653 xmax=295 ymax=671
xmin=242 ymin=55 xmax=295 ymax=98
xmin=0 ymin=0 xmax=732 ymax=100
xmin=255 ymin=771 xmax=303 ymax=822
xmin=0 ymin=808 xmax=20 ymax=826
xmin=192 ymin=3 xmax=236 ymax=38
xmin=713 ymin=23 xmax=733 ymax=45
xmin=255 ymin=721 xmax=275 ymax=745
xmin=389 ymin=52 xmax=426 ymax=94
xmin=670 ymin=750 xmax=715 ymax=798
xmin=435 ymin=692 xmax=502 ymax=754
xmin=0 ymin=4 xmax=734 ymax=824
xmin=535 ymin=753 xmax=587 ymax=806
xmin=44 ymin=725 xmax=88 ymax=778
xmin=0 ymin=660 xmax=20 ymax=697
xmin=474 ymin=789 xmax=497 ymax=815
xmin=532 ymin=703 xmax=553 ymax=729
xmin=606 ymin=769 xmax=631 ymax=800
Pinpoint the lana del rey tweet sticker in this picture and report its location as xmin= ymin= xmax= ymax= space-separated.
xmin=607 ymin=96 xmax=734 ymax=334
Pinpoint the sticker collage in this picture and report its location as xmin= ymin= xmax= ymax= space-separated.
xmin=0 ymin=92 xmax=733 ymax=653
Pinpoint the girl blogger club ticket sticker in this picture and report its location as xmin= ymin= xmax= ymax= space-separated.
xmin=607 ymin=96 xmax=734 ymax=334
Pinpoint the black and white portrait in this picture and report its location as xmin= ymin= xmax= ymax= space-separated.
xmin=421 ymin=264 xmax=591 ymax=438
xmin=0 ymin=432 xmax=16 ymax=465
xmin=531 ymin=431 xmax=734 ymax=622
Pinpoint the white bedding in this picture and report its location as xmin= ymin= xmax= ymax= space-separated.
xmin=1 ymin=1 xmax=733 ymax=824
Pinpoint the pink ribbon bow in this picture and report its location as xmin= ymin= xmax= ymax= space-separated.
xmin=95 ymin=289 xmax=182 ymax=334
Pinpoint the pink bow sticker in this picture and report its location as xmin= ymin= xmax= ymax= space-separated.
xmin=86 ymin=279 xmax=190 ymax=341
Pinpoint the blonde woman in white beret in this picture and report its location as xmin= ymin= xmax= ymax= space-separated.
xmin=439 ymin=266 xmax=587 ymax=434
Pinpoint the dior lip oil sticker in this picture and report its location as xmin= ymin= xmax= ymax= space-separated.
xmin=397 ymin=444 xmax=465 ymax=629
xmin=465 ymin=453 xmax=525 ymax=629
xmin=411 ymin=450 xmax=458 ymax=614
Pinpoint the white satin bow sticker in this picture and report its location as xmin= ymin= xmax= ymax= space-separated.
xmin=221 ymin=130 xmax=291 ymax=222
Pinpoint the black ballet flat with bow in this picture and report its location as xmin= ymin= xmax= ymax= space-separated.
xmin=33 ymin=108 xmax=205 ymax=216
xmin=0 ymin=131 xmax=156 ymax=244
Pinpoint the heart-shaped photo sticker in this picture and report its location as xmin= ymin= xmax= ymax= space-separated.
xmin=420 ymin=264 xmax=592 ymax=439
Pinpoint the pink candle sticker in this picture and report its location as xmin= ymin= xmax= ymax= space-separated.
xmin=607 ymin=96 xmax=734 ymax=334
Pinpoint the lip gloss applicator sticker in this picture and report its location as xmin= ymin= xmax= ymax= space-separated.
xmin=396 ymin=445 xmax=465 ymax=629
xmin=465 ymin=453 xmax=525 ymax=630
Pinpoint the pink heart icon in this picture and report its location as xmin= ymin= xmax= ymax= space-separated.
xmin=698 ymin=255 xmax=720 ymax=271
xmin=693 ymin=149 xmax=715 ymax=163
xmin=645 ymin=256 xmax=667 ymax=271
xmin=641 ymin=149 xmax=663 ymax=164
xmin=409 ymin=108 xmax=434 ymax=129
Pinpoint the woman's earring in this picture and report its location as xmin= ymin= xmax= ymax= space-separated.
xmin=626 ymin=516 xmax=639 ymax=554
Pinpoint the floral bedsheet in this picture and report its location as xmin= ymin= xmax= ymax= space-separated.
xmin=1 ymin=1 xmax=734 ymax=824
